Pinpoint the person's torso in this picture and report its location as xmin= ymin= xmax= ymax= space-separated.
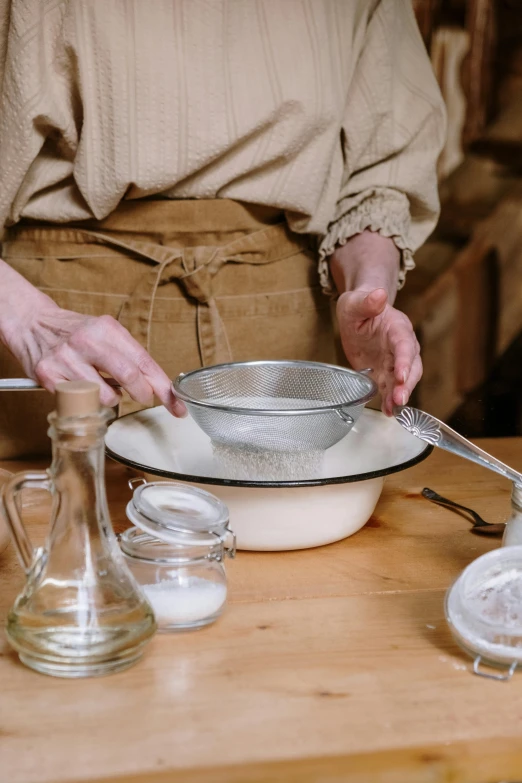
xmin=0 ymin=0 xmax=374 ymax=234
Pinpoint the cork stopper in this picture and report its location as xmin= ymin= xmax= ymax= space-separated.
xmin=55 ymin=381 xmax=101 ymax=418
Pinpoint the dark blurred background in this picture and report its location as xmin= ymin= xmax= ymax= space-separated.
xmin=401 ymin=0 xmax=522 ymax=437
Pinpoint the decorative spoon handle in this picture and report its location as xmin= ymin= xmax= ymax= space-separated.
xmin=394 ymin=405 xmax=522 ymax=486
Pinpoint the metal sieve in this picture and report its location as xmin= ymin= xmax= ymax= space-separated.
xmin=173 ymin=360 xmax=377 ymax=453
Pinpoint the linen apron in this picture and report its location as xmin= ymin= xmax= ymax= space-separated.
xmin=0 ymin=199 xmax=338 ymax=458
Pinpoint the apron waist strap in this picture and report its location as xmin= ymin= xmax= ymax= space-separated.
xmin=5 ymin=201 xmax=311 ymax=372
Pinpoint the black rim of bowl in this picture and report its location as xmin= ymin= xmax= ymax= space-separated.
xmin=105 ymin=410 xmax=433 ymax=489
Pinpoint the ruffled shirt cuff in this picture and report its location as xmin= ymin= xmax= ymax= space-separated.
xmin=317 ymin=188 xmax=415 ymax=296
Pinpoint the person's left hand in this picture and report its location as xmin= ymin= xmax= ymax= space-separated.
xmin=336 ymin=287 xmax=421 ymax=416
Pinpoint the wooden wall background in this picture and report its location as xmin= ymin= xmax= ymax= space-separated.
xmin=401 ymin=0 xmax=522 ymax=436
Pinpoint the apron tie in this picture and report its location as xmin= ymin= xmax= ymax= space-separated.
xmin=67 ymin=231 xmax=233 ymax=368
xmin=180 ymin=245 xmax=233 ymax=367
xmin=72 ymin=224 xmax=305 ymax=368
xmin=7 ymin=221 xmax=310 ymax=414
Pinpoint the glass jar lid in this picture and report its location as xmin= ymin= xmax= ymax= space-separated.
xmin=445 ymin=545 xmax=522 ymax=679
xmin=127 ymin=479 xmax=230 ymax=546
xmin=119 ymin=526 xmax=231 ymax=563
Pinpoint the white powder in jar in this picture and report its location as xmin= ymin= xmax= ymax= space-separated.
xmin=448 ymin=565 xmax=522 ymax=664
xmin=142 ymin=577 xmax=227 ymax=627
xmin=465 ymin=567 xmax=522 ymax=629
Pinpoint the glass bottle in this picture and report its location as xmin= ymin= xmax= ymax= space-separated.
xmin=502 ymin=482 xmax=522 ymax=547
xmin=1 ymin=381 xmax=156 ymax=678
xmin=0 ymin=468 xmax=12 ymax=554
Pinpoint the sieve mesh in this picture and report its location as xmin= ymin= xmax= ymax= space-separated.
xmin=173 ymin=361 xmax=376 ymax=453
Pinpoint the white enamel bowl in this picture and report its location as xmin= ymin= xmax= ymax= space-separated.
xmin=105 ymin=408 xmax=431 ymax=551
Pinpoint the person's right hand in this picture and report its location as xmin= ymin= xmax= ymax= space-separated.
xmin=336 ymin=287 xmax=422 ymax=416
xmin=0 ymin=260 xmax=186 ymax=415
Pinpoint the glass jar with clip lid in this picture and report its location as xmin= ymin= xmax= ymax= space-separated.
xmin=445 ymin=485 xmax=522 ymax=681
xmin=120 ymin=479 xmax=236 ymax=631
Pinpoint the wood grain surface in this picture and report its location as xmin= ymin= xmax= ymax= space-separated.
xmin=1 ymin=441 xmax=522 ymax=783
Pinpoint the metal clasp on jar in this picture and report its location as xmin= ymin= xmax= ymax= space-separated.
xmin=128 ymin=476 xmax=147 ymax=490
xmin=209 ymin=528 xmax=236 ymax=562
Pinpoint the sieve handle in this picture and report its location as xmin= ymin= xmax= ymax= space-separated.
xmin=0 ymin=378 xmax=42 ymax=390
xmin=337 ymin=409 xmax=354 ymax=428
xmin=0 ymin=377 xmax=121 ymax=391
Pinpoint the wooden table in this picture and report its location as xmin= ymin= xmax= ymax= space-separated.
xmin=2 ymin=440 xmax=522 ymax=783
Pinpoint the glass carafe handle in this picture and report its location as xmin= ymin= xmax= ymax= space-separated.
xmin=1 ymin=471 xmax=51 ymax=572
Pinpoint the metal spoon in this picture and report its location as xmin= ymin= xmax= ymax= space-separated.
xmin=422 ymin=487 xmax=505 ymax=536
xmin=393 ymin=404 xmax=522 ymax=486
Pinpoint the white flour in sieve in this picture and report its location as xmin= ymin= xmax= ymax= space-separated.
xmin=207 ymin=394 xmax=352 ymax=480
xmin=212 ymin=442 xmax=324 ymax=482
xmin=209 ymin=395 xmax=334 ymax=410
xmin=142 ymin=577 xmax=227 ymax=627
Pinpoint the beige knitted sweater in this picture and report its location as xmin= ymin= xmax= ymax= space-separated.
xmin=0 ymin=0 xmax=446 ymax=286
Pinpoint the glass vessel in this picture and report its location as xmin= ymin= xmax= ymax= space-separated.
xmin=1 ymin=381 xmax=156 ymax=678
xmin=120 ymin=479 xmax=235 ymax=631
xmin=0 ymin=468 xmax=12 ymax=553
xmin=445 ymin=544 xmax=522 ymax=681
xmin=502 ymin=483 xmax=522 ymax=547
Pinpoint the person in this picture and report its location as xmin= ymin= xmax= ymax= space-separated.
xmin=0 ymin=0 xmax=445 ymax=457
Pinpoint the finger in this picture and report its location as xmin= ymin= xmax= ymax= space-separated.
xmin=36 ymin=361 xmax=122 ymax=407
xmin=70 ymin=316 xmax=187 ymax=417
xmin=391 ymin=333 xmax=419 ymax=386
xmin=114 ymin=350 xmax=186 ymax=417
xmin=383 ymin=338 xmax=418 ymax=414
xmin=339 ymin=288 xmax=388 ymax=323
xmin=382 ymin=363 xmax=397 ymax=417
xmin=383 ymin=391 xmax=394 ymax=417
xmin=68 ymin=361 xmax=123 ymax=408
xmin=405 ymin=353 xmax=423 ymax=397
xmin=392 ymin=353 xmax=423 ymax=408
xmin=56 ymin=342 xmax=124 ymax=407
xmin=35 ymin=346 xmax=122 ymax=407
xmin=385 ymin=315 xmax=417 ymax=381
xmin=96 ymin=354 xmax=155 ymax=407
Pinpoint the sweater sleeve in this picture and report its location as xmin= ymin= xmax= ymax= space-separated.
xmin=0 ymin=1 xmax=10 ymax=92
xmin=318 ymin=0 xmax=446 ymax=293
